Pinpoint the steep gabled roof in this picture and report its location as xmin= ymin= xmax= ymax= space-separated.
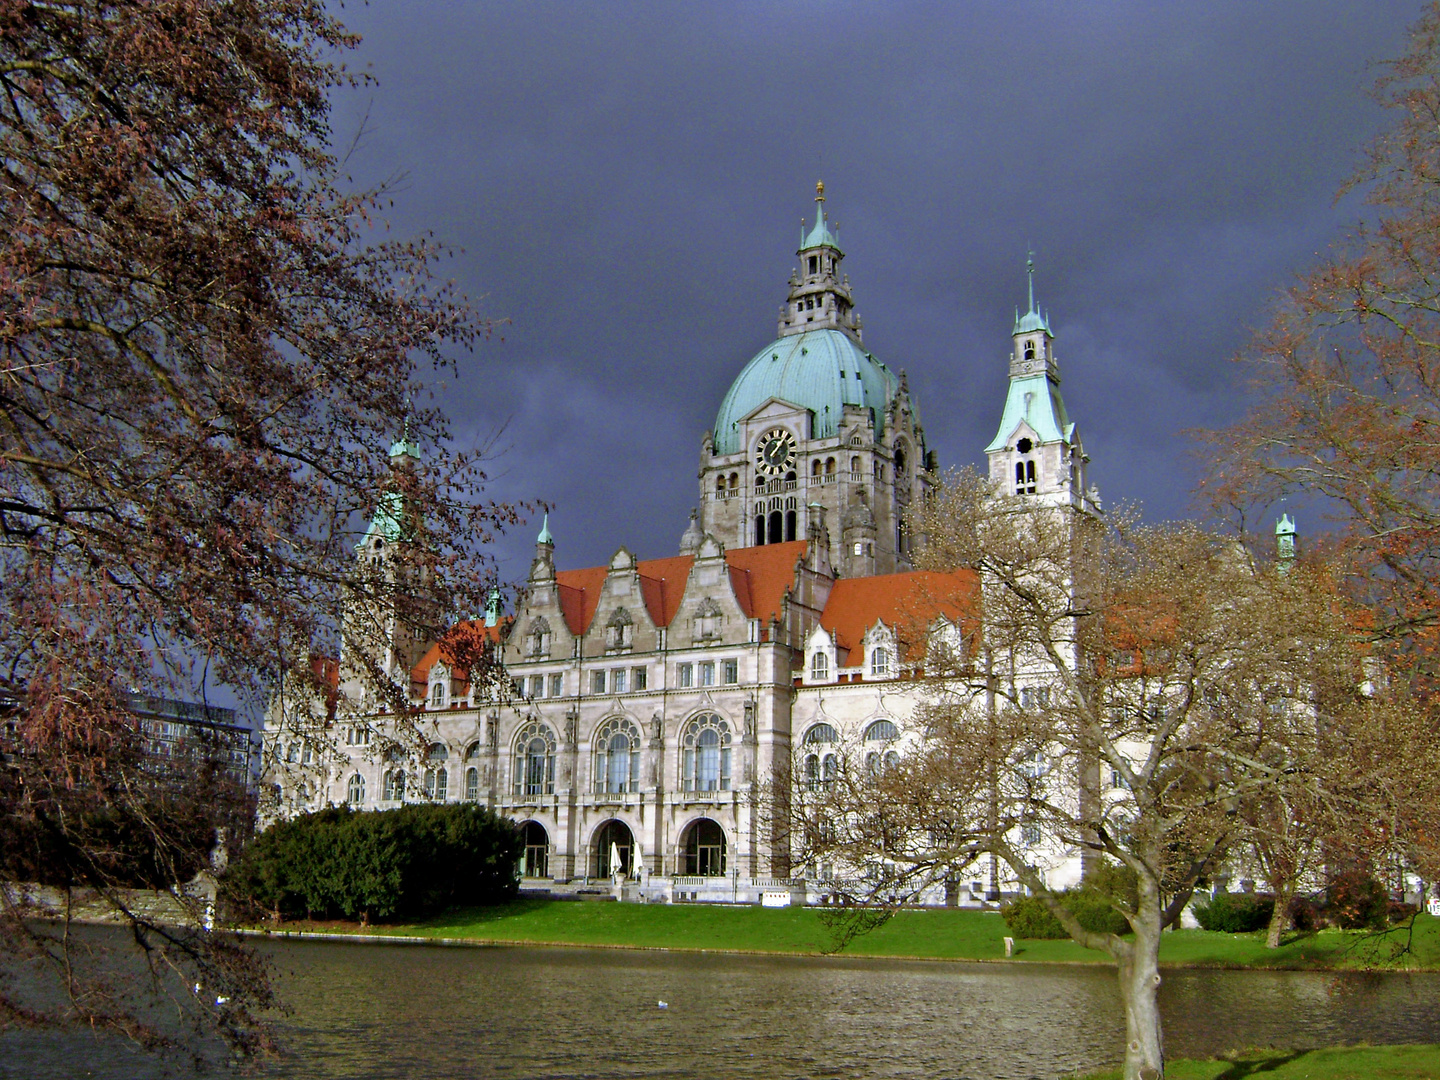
xmin=820 ymin=568 xmax=978 ymax=662
xmin=726 ymin=541 xmax=808 ymax=623
xmin=408 ymin=619 xmax=508 ymax=687
xmin=549 ymin=541 xmax=810 ymax=636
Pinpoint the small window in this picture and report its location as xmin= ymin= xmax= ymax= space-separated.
xmin=1024 ymin=339 xmax=1036 ymax=361
xmin=853 ymin=541 xmax=863 ymax=556
xmin=633 ymin=666 xmax=648 ymax=691
xmin=808 ymin=255 xmax=818 ymax=274
xmin=699 ymin=661 xmax=715 ymax=687
xmin=530 ymin=674 xmax=544 ymax=698
xmin=871 ymin=647 xmax=891 ymax=677
xmin=1022 ymin=824 xmax=1042 ymax=847
xmin=612 ymin=668 xmax=628 ymax=694
xmin=346 ymin=773 xmax=365 ymax=805
xmin=810 ymin=652 xmax=829 ymax=680
xmin=548 ymin=673 xmax=564 ymax=697
xmin=1020 ymin=686 xmax=1051 ymax=710
xmin=465 ymin=767 xmax=479 ymax=802
xmin=722 ymin=659 xmax=738 ymax=684
xmin=865 ymin=719 xmax=898 ymax=742
xmin=678 ymin=663 xmax=693 ymax=689
xmin=430 ymin=682 xmax=447 ymax=707
xmin=591 ymin=670 xmax=606 ymax=694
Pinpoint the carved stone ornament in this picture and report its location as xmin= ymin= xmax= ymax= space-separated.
xmin=651 ymin=711 xmax=664 ymax=742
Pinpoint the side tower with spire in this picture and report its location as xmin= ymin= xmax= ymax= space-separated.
xmin=338 ymin=429 xmax=435 ymax=708
xmin=984 ymin=257 xmax=1097 ymax=514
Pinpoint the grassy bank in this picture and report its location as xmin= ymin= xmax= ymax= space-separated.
xmin=1072 ymin=1043 xmax=1440 ymax=1079
xmin=251 ymin=900 xmax=1440 ymax=970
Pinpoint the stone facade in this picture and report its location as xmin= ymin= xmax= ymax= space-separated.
xmin=262 ymin=189 xmax=1097 ymax=902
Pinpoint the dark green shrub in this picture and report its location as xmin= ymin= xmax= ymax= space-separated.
xmin=1193 ymin=891 xmax=1274 ymax=933
xmin=228 ymin=803 xmax=522 ymax=923
xmin=1325 ymin=870 xmax=1389 ymax=930
xmin=1001 ymin=894 xmax=1067 ymax=938
xmin=1001 ymin=887 xmax=1131 ymax=939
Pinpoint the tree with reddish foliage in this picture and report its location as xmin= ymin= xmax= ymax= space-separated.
xmin=0 ymin=0 xmax=513 ymax=1059
xmin=1199 ymin=3 xmax=1440 ymax=890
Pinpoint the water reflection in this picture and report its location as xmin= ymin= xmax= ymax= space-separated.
xmin=4 ymin=939 xmax=1440 ymax=1080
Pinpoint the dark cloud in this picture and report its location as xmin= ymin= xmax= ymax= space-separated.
xmin=328 ymin=0 xmax=1420 ymax=582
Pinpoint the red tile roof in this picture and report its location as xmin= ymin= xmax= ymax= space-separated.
xmin=820 ymin=568 xmax=979 ymax=661
xmin=408 ymin=619 xmax=507 ymax=687
xmin=726 ymin=540 xmax=808 ymax=624
xmin=551 ymin=542 xmax=811 ymax=635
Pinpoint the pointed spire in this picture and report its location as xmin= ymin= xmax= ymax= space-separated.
xmin=484 ymin=588 xmax=502 ymax=627
xmin=1276 ymin=512 xmax=1297 ymax=567
xmin=1013 ymin=251 xmax=1052 ymax=336
xmin=388 ymin=403 xmax=421 ymax=464
xmin=537 ymin=513 xmax=554 ymax=546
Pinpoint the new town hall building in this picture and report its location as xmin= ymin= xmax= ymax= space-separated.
xmin=265 ymin=186 xmax=1099 ymax=903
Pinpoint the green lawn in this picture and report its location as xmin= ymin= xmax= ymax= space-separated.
xmin=263 ymin=901 xmax=1440 ymax=970
xmin=1071 ymin=1044 xmax=1440 ymax=1079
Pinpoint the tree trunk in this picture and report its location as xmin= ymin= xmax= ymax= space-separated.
xmin=1116 ymin=915 xmax=1165 ymax=1080
xmin=1265 ymin=885 xmax=1292 ymax=949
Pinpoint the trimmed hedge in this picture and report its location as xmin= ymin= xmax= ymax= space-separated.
xmin=1193 ymin=891 xmax=1274 ymax=933
xmin=228 ymin=803 xmax=522 ymax=923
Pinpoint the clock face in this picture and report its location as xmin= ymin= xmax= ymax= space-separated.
xmin=754 ymin=428 xmax=797 ymax=476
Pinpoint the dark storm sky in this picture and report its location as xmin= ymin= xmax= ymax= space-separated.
xmin=329 ymin=1 xmax=1420 ymax=586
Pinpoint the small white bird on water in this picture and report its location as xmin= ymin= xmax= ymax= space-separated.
xmin=657 ymin=1001 xmax=668 ymax=1009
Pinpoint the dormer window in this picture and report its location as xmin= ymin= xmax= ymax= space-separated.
xmin=430 ymin=681 xmax=447 ymax=708
xmin=811 ymin=652 xmax=829 ymax=681
xmin=871 ymin=646 xmax=891 ymax=677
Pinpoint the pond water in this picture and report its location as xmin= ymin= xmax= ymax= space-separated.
xmin=4 ymin=938 xmax=1440 ymax=1080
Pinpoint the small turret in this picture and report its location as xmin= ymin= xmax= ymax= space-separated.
xmin=484 ymin=588 xmax=502 ymax=627
xmin=679 ymin=508 xmax=703 ymax=556
xmin=778 ymin=181 xmax=861 ymax=340
xmin=530 ymin=514 xmax=556 ymax=583
xmin=1276 ymin=513 xmax=1297 ymax=568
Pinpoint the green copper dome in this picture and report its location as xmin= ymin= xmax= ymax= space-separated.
xmin=712 ymin=328 xmax=897 ymax=455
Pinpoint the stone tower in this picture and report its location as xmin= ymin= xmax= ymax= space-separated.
xmin=697 ymin=184 xmax=932 ymax=576
xmin=984 ymin=257 xmax=1098 ymax=514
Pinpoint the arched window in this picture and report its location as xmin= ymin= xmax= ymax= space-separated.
xmin=850 ymin=455 xmax=862 ymax=476
xmin=346 ymin=773 xmax=366 ymax=805
xmin=803 ymin=722 xmax=838 ymax=746
xmin=521 ymin=821 xmax=549 ymax=878
xmin=464 ymin=766 xmax=479 ymax=802
xmin=430 ymin=682 xmax=447 ymax=707
xmin=785 ymin=509 xmax=797 ymax=541
xmin=755 ymin=514 xmax=766 ymax=545
xmin=681 ymin=819 xmax=726 ymax=876
xmin=1024 ymin=339 xmax=1036 ymax=361
xmin=894 ymin=445 xmax=907 ymax=475
xmin=767 ymin=510 xmax=783 ymax=543
xmin=810 ymin=651 xmax=829 ymax=681
xmin=825 ymin=457 xmax=836 ymax=476
xmin=865 ymin=751 xmax=880 ymax=775
xmin=821 ymin=753 xmax=838 ymax=788
xmin=383 ymin=769 xmax=405 ymax=802
xmin=681 ymin=713 xmax=731 ymax=792
xmin=865 ymin=719 xmax=898 ymax=742
xmin=716 ymin=476 xmax=727 ymax=497
xmin=728 ymin=472 xmax=739 ymax=492
xmin=804 ymin=753 xmax=820 ymax=790
xmin=811 ymin=459 xmax=822 ymax=477
xmin=423 ymin=743 xmax=448 ymax=801
xmin=871 ymin=647 xmax=891 ymax=677
xmin=514 ymin=721 xmax=556 ymax=798
xmin=593 ymin=717 xmax=641 ymax=795
xmin=1015 ymin=459 xmax=1037 ymax=495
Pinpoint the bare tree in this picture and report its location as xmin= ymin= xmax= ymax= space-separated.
xmin=774 ymin=470 xmax=1407 ymax=1080
xmin=0 ymin=1 xmax=516 ymax=1058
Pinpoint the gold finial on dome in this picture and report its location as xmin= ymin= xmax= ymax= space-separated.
xmin=815 ymin=180 xmax=825 ymax=203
